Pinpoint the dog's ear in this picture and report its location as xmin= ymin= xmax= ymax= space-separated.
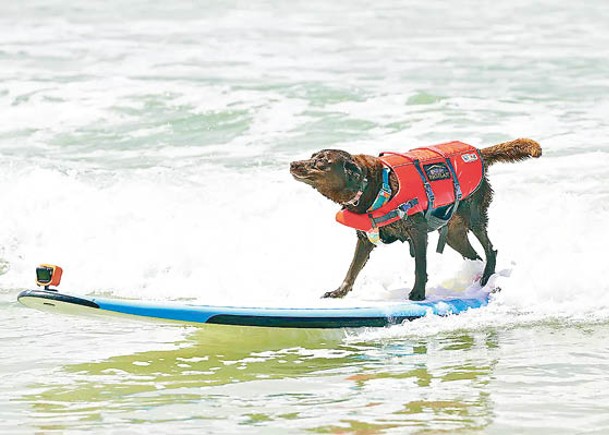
xmin=343 ymin=160 xmax=363 ymax=187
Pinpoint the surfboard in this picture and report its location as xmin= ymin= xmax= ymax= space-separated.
xmin=17 ymin=288 xmax=491 ymax=329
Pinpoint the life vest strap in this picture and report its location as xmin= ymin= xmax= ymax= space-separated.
xmin=416 ymin=146 xmax=463 ymax=203
xmin=444 ymin=157 xmax=462 ymax=202
xmin=413 ymin=148 xmax=464 ymax=254
xmin=413 ymin=159 xmax=435 ymax=209
xmin=437 ymin=225 xmax=449 ymax=254
xmin=370 ymin=198 xmax=419 ymax=228
xmin=433 ymin=156 xmax=463 ymax=253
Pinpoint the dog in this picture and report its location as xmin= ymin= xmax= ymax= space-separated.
xmin=290 ymin=138 xmax=542 ymax=301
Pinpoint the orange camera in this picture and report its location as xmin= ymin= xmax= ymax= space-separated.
xmin=36 ymin=264 xmax=63 ymax=289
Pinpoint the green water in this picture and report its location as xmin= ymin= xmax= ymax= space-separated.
xmin=5 ymin=289 xmax=609 ymax=433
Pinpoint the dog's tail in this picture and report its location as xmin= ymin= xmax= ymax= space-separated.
xmin=479 ymin=138 xmax=542 ymax=166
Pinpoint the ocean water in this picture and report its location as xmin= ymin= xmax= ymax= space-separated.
xmin=2 ymin=0 xmax=609 ymax=433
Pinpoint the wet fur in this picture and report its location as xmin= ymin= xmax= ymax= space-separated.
xmin=290 ymin=138 xmax=542 ymax=301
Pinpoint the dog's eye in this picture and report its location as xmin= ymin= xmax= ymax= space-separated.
xmin=314 ymin=159 xmax=328 ymax=170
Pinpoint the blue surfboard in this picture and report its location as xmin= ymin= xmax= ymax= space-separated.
xmin=17 ymin=289 xmax=491 ymax=329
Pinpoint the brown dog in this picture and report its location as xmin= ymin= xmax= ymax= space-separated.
xmin=290 ymin=138 xmax=541 ymax=301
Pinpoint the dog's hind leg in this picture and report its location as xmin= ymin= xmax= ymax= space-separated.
xmin=446 ymin=215 xmax=481 ymax=261
xmin=471 ymin=224 xmax=497 ymax=286
xmin=467 ymin=183 xmax=497 ymax=286
xmin=323 ymin=232 xmax=375 ymax=298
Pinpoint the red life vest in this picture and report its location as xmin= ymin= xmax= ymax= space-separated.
xmin=336 ymin=141 xmax=484 ymax=234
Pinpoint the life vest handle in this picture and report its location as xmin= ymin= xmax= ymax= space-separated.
xmin=415 ymin=146 xmax=448 ymax=158
xmin=379 ymin=151 xmax=415 ymax=161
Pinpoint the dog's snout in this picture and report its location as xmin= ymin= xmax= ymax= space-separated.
xmin=290 ymin=160 xmax=306 ymax=172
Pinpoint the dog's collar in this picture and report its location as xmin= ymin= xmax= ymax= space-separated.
xmin=342 ymin=166 xmax=392 ymax=209
xmin=342 ymin=177 xmax=368 ymax=207
xmin=367 ymin=166 xmax=392 ymax=212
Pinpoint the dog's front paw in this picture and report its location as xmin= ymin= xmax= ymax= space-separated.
xmin=408 ymin=288 xmax=425 ymax=301
xmin=322 ymin=288 xmax=349 ymax=299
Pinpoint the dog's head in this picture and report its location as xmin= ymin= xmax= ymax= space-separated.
xmin=290 ymin=149 xmax=364 ymax=204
